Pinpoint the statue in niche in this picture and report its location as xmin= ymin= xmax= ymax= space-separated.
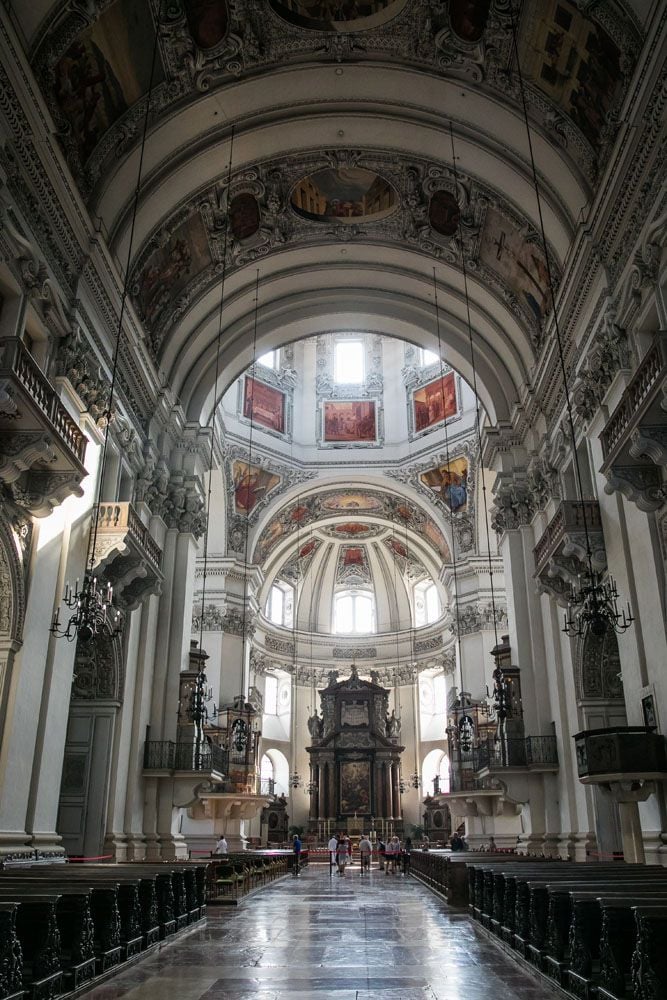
xmin=307 ymin=713 xmax=324 ymax=740
xmin=386 ymin=709 xmax=401 ymax=738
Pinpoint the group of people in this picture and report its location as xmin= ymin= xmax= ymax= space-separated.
xmin=325 ymin=833 xmax=413 ymax=875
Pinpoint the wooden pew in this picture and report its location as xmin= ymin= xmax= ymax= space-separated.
xmin=0 ymin=902 xmax=23 ymax=1000
xmin=32 ymin=867 xmax=146 ymax=957
xmin=630 ymin=905 xmax=667 ymax=1000
xmin=0 ymin=878 xmax=121 ymax=977
xmin=0 ymin=893 xmax=63 ymax=1000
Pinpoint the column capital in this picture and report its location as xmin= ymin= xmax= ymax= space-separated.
xmin=490 ymin=475 xmax=536 ymax=535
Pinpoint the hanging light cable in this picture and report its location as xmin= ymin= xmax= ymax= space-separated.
xmin=289 ymin=486 xmax=303 ymax=791
xmin=50 ymin=5 xmax=163 ymax=644
xmin=186 ymin=126 xmax=236 ymax=760
xmin=433 ymin=271 xmax=473 ymax=754
xmin=389 ymin=519 xmax=407 ymax=794
xmin=508 ymin=7 xmax=633 ymax=640
xmin=447 ymin=124 xmax=508 ymax=724
xmin=232 ymin=269 xmax=262 ymax=767
xmin=305 ymin=527 xmax=319 ymax=798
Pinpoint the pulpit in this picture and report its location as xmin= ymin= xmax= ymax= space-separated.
xmin=306 ymin=666 xmax=404 ymax=832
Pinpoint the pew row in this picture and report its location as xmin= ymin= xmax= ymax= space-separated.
xmin=0 ymin=861 xmax=208 ymax=1000
xmin=461 ymin=859 xmax=667 ymax=1000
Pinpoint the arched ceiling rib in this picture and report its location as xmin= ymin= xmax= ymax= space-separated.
xmin=177 ymin=275 xmax=523 ymax=425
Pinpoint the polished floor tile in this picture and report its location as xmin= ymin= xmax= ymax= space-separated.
xmin=81 ymin=865 xmax=556 ymax=999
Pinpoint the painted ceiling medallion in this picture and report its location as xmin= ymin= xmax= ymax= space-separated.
xmin=449 ymin=0 xmax=490 ymax=44
xmin=269 ymin=0 xmax=407 ymax=33
xmin=229 ymin=193 xmax=261 ymax=240
xmin=429 ymin=190 xmax=461 ymax=238
xmin=185 ymin=0 xmax=229 ymax=51
xmin=291 ymin=167 xmax=397 ymax=224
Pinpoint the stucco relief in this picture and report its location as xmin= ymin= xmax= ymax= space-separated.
xmin=131 ymin=151 xmax=560 ymax=359
xmin=32 ymin=0 xmax=638 ymax=204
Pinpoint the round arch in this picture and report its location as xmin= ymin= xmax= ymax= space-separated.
xmin=422 ymin=748 xmax=450 ymax=797
xmin=260 ymin=748 xmax=289 ymax=797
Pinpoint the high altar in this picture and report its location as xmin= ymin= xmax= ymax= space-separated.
xmin=306 ymin=666 xmax=404 ymax=833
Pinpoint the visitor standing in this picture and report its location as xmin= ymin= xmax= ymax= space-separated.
xmin=390 ymin=835 xmax=401 ymax=873
xmin=214 ymin=834 xmax=228 ymax=855
xmin=328 ymin=832 xmax=338 ymax=874
xmin=359 ymin=834 xmax=372 ymax=874
xmin=336 ymin=835 xmax=350 ymax=875
xmin=378 ymin=837 xmax=386 ymax=871
xmin=292 ymin=833 xmax=302 ymax=875
xmin=402 ymin=836 xmax=412 ymax=874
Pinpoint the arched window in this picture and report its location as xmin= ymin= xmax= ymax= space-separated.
xmin=260 ymin=749 xmax=289 ymax=796
xmin=333 ymin=589 xmax=375 ymax=634
xmin=422 ymin=749 xmax=450 ymax=795
xmin=414 ymin=580 xmax=441 ymax=626
xmin=266 ymin=581 xmax=294 ymax=627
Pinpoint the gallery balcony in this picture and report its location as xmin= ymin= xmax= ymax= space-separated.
xmin=90 ymin=501 xmax=163 ymax=609
xmin=143 ymin=740 xmax=229 ymax=776
xmin=574 ymin=726 xmax=667 ymax=784
xmin=600 ymin=334 xmax=667 ymax=512
xmin=0 ymin=336 xmax=87 ymax=515
xmin=143 ymin=739 xmax=231 ymax=812
xmin=472 ymin=735 xmax=559 ymax=775
xmin=533 ymin=500 xmax=606 ymax=604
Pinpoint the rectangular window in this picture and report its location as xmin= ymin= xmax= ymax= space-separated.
xmin=264 ymin=675 xmax=278 ymax=715
xmin=334 ymin=340 xmax=364 ymax=384
xmin=420 ymin=348 xmax=439 ymax=367
xmin=258 ymin=350 xmax=278 ymax=369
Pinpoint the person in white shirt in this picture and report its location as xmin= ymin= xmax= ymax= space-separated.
xmin=214 ymin=834 xmax=228 ymax=855
xmin=327 ymin=834 xmax=338 ymax=873
xmin=359 ymin=835 xmax=372 ymax=874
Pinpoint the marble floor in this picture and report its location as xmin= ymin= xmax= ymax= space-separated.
xmin=82 ymin=865 xmax=556 ymax=999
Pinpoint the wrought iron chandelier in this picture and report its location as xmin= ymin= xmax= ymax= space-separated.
xmin=458 ymin=714 xmax=474 ymax=754
xmin=51 ymin=20 xmax=162 ymax=644
xmin=50 ymin=576 xmax=121 ymax=644
xmin=508 ymin=10 xmax=633 ymax=641
xmin=563 ymin=571 xmax=634 ymax=638
xmin=289 ymin=771 xmax=302 ymax=790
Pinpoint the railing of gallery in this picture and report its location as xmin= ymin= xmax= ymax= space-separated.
xmin=143 ymin=740 xmax=229 ymax=774
xmin=472 ymin=736 xmax=558 ymax=770
xmin=260 ymin=778 xmax=275 ymax=796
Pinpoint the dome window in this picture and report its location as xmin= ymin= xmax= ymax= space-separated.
xmin=266 ymin=581 xmax=294 ymax=628
xmin=333 ymin=589 xmax=375 ymax=634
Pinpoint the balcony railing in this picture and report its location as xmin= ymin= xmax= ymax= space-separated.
xmin=95 ymin=502 xmax=162 ymax=570
xmin=0 ymin=337 xmax=87 ymax=463
xmin=601 ymin=336 xmax=667 ymax=461
xmin=574 ymin=726 xmax=667 ymax=781
xmin=143 ymin=740 xmax=229 ymax=774
xmin=533 ymin=501 xmax=603 ymax=574
xmin=473 ymin=735 xmax=558 ymax=771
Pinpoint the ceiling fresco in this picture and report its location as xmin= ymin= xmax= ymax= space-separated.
xmin=127 ymin=150 xmax=561 ymax=359
xmin=254 ymin=488 xmax=451 ymax=563
xmin=269 ymin=1 xmax=408 ymax=33
xmin=33 ymin=0 xmax=639 ymax=202
xmin=291 ymin=168 xmax=397 ymax=224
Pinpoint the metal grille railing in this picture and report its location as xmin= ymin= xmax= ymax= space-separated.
xmin=473 ymin=736 xmax=558 ymax=770
xmin=143 ymin=740 xmax=229 ymax=774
